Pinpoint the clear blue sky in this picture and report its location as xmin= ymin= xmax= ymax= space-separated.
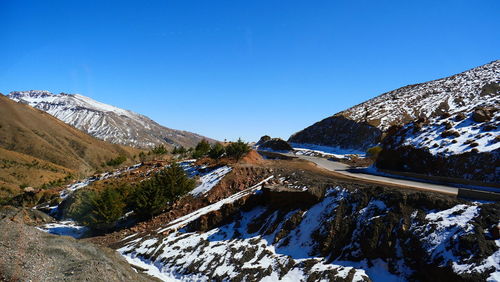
xmin=1 ymin=0 xmax=499 ymax=142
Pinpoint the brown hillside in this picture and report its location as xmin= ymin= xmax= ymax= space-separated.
xmin=0 ymin=95 xmax=140 ymax=193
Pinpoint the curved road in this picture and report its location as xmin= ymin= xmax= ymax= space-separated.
xmin=281 ymin=153 xmax=460 ymax=195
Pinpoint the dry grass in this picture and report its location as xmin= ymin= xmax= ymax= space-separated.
xmin=0 ymin=95 xmax=141 ymax=196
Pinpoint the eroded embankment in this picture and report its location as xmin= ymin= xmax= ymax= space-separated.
xmin=118 ymin=172 xmax=499 ymax=282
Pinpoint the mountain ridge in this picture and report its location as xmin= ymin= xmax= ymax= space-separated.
xmin=8 ymin=90 xmax=213 ymax=149
xmin=289 ymin=60 xmax=500 ymax=151
xmin=0 ymin=94 xmax=140 ymax=195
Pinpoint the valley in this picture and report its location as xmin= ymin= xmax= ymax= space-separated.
xmin=0 ymin=60 xmax=498 ymax=282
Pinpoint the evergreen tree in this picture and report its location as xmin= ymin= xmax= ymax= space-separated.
xmin=81 ymin=188 xmax=125 ymax=231
xmin=208 ymin=142 xmax=225 ymax=159
xmin=151 ymin=144 xmax=168 ymax=155
xmin=132 ymin=162 xmax=195 ymax=219
xmin=192 ymin=139 xmax=211 ymax=158
xmin=226 ymin=138 xmax=250 ymax=160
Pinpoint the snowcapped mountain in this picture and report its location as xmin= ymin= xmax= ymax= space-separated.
xmin=7 ymin=90 xmax=211 ymax=148
xmin=289 ymin=60 xmax=500 ymax=151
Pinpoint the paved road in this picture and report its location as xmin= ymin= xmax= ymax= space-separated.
xmin=282 ymin=152 xmax=460 ymax=195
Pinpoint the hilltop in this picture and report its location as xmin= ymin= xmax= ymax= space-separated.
xmin=8 ymin=90 xmax=213 ymax=148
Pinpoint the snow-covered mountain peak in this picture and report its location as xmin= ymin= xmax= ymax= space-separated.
xmin=7 ymin=90 xmax=211 ymax=148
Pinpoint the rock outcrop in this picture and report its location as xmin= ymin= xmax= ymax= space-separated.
xmin=119 ymin=179 xmax=499 ymax=281
xmin=289 ymin=115 xmax=382 ymax=151
xmin=258 ymin=137 xmax=294 ymax=151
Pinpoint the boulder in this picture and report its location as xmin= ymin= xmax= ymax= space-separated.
xmin=259 ymin=138 xmax=293 ymax=151
xmin=454 ymin=112 xmax=466 ymax=122
xmin=472 ymin=107 xmax=496 ymax=123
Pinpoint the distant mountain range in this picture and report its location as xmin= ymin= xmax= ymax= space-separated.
xmin=289 ymin=60 xmax=500 ymax=152
xmin=8 ymin=90 xmax=212 ymax=149
xmin=0 ymin=94 xmax=139 ymax=194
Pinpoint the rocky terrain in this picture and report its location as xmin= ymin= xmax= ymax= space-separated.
xmin=0 ymin=206 xmax=156 ymax=281
xmin=8 ymin=90 xmax=212 ymax=148
xmin=117 ymin=170 xmax=500 ymax=281
xmin=289 ymin=60 xmax=499 ymax=152
xmin=377 ymin=108 xmax=499 ymax=183
xmin=1 ymin=148 xmax=497 ymax=281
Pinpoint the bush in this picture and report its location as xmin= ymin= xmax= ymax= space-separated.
xmin=366 ymin=146 xmax=383 ymax=160
xmin=191 ymin=139 xmax=211 ymax=159
xmin=132 ymin=162 xmax=195 ymax=219
xmin=226 ymin=138 xmax=250 ymax=160
xmin=139 ymin=151 xmax=147 ymax=162
xmin=151 ymin=145 xmax=168 ymax=155
xmin=106 ymin=155 xmax=126 ymax=166
xmin=172 ymin=146 xmax=187 ymax=155
xmin=79 ymin=188 xmax=125 ymax=231
xmin=208 ymin=143 xmax=226 ymax=159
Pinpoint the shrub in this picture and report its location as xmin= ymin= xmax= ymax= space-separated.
xmin=208 ymin=143 xmax=226 ymax=160
xmin=106 ymin=155 xmax=126 ymax=166
xmin=132 ymin=162 xmax=195 ymax=219
xmin=139 ymin=151 xmax=147 ymax=162
xmin=151 ymin=145 xmax=168 ymax=155
xmin=226 ymin=138 xmax=250 ymax=160
xmin=192 ymin=139 xmax=211 ymax=159
xmin=366 ymin=146 xmax=383 ymax=160
xmin=172 ymin=146 xmax=187 ymax=155
xmin=79 ymin=188 xmax=125 ymax=231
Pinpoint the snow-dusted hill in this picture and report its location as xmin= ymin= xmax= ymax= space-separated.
xmin=342 ymin=60 xmax=500 ymax=131
xmin=8 ymin=90 xmax=211 ymax=148
xmin=290 ymin=60 xmax=500 ymax=151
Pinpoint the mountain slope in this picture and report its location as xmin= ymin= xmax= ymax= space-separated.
xmin=0 ymin=94 xmax=139 ymax=193
xmin=8 ymin=90 xmax=212 ymax=148
xmin=289 ymin=60 xmax=500 ymax=151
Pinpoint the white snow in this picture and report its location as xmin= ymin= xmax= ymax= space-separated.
xmin=189 ymin=166 xmax=232 ymax=197
xmin=341 ymin=60 xmax=500 ymax=131
xmin=291 ymin=143 xmax=366 ymax=157
xmin=7 ymin=90 xmax=203 ymax=148
xmin=401 ymin=112 xmax=500 ymax=156
xmin=37 ymin=220 xmax=88 ymax=239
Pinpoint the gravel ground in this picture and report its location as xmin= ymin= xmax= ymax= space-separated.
xmin=0 ymin=207 xmax=157 ymax=282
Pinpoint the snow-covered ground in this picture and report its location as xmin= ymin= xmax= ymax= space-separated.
xmin=341 ymin=60 xmax=500 ymax=131
xmin=413 ymin=204 xmax=499 ymax=281
xmin=189 ymin=166 xmax=232 ymax=197
xmin=119 ymin=185 xmax=499 ymax=282
xmin=401 ymin=112 xmax=499 ymax=156
xmin=290 ymin=143 xmax=366 ymax=158
xmin=37 ymin=220 xmax=89 ymax=239
xmin=120 ymin=183 xmax=372 ymax=282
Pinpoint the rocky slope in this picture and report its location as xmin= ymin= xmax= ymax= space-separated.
xmin=0 ymin=94 xmax=139 ymax=196
xmin=113 ymin=165 xmax=499 ymax=281
xmin=289 ymin=60 xmax=500 ymax=151
xmin=8 ymin=90 xmax=212 ymax=148
xmin=376 ymin=108 xmax=499 ymax=183
xmin=0 ymin=206 xmax=155 ymax=281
